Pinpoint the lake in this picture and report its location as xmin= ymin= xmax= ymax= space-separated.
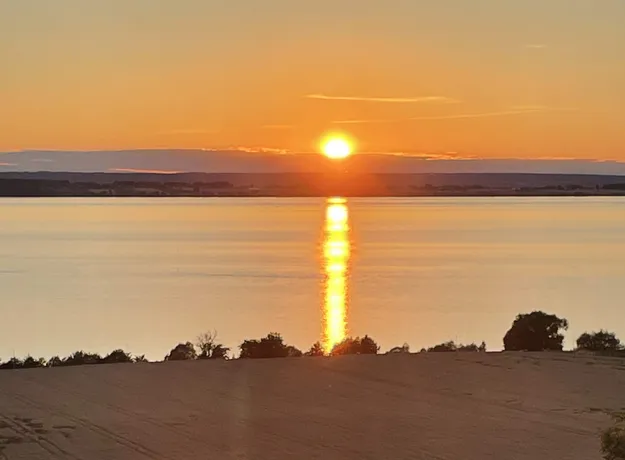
xmin=1 ymin=197 xmax=625 ymax=360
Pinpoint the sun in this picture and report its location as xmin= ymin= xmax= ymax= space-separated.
xmin=322 ymin=137 xmax=352 ymax=159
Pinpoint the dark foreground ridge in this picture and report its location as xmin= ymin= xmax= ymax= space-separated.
xmin=2 ymin=172 xmax=625 ymax=196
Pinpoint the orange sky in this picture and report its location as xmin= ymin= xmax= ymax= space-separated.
xmin=1 ymin=1 xmax=624 ymax=160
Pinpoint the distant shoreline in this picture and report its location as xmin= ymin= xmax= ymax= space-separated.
xmin=2 ymin=172 xmax=625 ymax=198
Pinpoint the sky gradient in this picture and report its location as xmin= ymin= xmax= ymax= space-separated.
xmin=2 ymin=0 xmax=625 ymax=162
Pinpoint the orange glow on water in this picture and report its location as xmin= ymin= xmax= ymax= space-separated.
xmin=322 ymin=197 xmax=351 ymax=353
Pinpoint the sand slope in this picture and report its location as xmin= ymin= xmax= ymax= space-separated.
xmin=1 ymin=352 xmax=624 ymax=459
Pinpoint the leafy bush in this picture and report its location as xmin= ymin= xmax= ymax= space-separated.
xmin=330 ymin=336 xmax=379 ymax=356
xmin=101 ymin=349 xmax=134 ymax=364
xmin=305 ymin=342 xmax=325 ymax=357
xmin=424 ymin=341 xmax=486 ymax=352
xmin=577 ymin=330 xmax=623 ymax=352
xmin=503 ymin=311 xmax=568 ymax=351
xmin=62 ymin=351 xmax=102 ymax=366
xmin=239 ymin=333 xmax=301 ymax=359
xmin=601 ymin=413 xmax=625 ymax=460
xmin=164 ymin=342 xmax=197 ymax=361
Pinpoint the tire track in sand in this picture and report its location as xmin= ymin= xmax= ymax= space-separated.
xmin=9 ymin=393 xmax=168 ymax=460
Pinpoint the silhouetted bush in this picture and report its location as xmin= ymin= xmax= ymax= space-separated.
xmin=305 ymin=342 xmax=325 ymax=357
xmin=133 ymin=355 xmax=149 ymax=363
xmin=196 ymin=332 xmax=230 ymax=360
xmin=0 ymin=358 xmax=24 ymax=369
xmin=601 ymin=413 xmax=625 ymax=460
xmin=387 ymin=343 xmax=410 ymax=354
xmin=165 ymin=342 xmax=197 ymax=361
xmin=503 ymin=311 xmax=568 ymax=351
xmin=424 ymin=341 xmax=486 ymax=352
xmin=101 ymin=349 xmax=134 ymax=364
xmin=577 ymin=330 xmax=623 ymax=352
xmin=239 ymin=333 xmax=301 ymax=359
xmin=47 ymin=356 xmax=63 ymax=367
xmin=330 ymin=336 xmax=379 ymax=356
xmin=22 ymin=356 xmax=46 ymax=368
xmin=62 ymin=351 xmax=102 ymax=366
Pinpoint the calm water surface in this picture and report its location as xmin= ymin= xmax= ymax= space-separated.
xmin=1 ymin=197 xmax=625 ymax=359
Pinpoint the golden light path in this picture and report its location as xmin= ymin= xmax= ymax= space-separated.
xmin=322 ymin=197 xmax=351 ymax=353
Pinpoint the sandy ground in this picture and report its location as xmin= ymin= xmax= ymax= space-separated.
xmin=0 ymin=352 xmax=624 ymax=460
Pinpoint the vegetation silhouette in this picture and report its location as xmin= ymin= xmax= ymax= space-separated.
xmin=503 ymin=311 xmax=568 ymax=351
xmin=387 ymin=343 xmax=410 ymax=354
xmin=601 ymin=412 xmax=625 ymax=460
xmin=1 ymin=313 xmax=624 ymax=370
xmin=165 ymin=342 xmax=197 ymax=361
xmin=101 ymin=349 xmax=134 ymax=364
xmin=305 ymin=342 xmax=325 ymax=357
xmin=330 ymin=336 xmax=380 ymax=356
xmin=197 ymin=332 xmax=230 ymax=360
xmin=421 ymin=341 xmax=486 ymax=352
xmin=239 ymin=333 xmax=302 ymax=359
xmin=576 ymin=330 xmax=623 ymax=352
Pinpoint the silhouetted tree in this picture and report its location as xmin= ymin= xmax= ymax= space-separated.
xmin=165 ymin=342 xmax=197 ymax=361
xmin=133 ymin=354 xmax=149 ymax=363
xmin=47 ymin=356 xmax=63 ymax=367
xmin=0 ymin=357 xmax=24 ymax=369
xmin=503 ymin=311 xmax=568 ymax=351
xmin=305 ymin=341 xmax=325 ymax=357
xmin=387 ymin=343 xmax=410 ymax=354
xmin=576 ymin=330 xmax=623 ymax=352
xmin=330 ymin=336 xmax=380 ymax=356
xmin=101 ymin=349 xmax=133 ymax=364
xmin=286 ymin=345 xmax=303 ymax=357
xmin=239 ymin=333 xmax=301 ymax=359
xmin=21 ymin=356 xmax=46 ymax=368
xmin=196 ymin=331 xmax=230 ymax=360
xmin=62 ymin=351 xmax=102 ymax=366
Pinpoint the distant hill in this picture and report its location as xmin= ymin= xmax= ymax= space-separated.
xmin=3 ymin=149 xmax=625 ymax=175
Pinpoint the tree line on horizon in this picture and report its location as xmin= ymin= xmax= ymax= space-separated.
xmin=1 ymin=311 xmax=623 ymax=370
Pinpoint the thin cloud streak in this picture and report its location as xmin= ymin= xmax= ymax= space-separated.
xmin=333 ymin=107 xmax=577 ymax=124
xmin=306 ymin=94 xmax=459 ymax=103
xmin=524 ymin=44 xmax=547 ymax=49
xmin=109 ymin=168 xmax=182 ymax=174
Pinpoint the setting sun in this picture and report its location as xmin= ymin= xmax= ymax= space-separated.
xmin=322 ymin=137 xmax=352 ymax=160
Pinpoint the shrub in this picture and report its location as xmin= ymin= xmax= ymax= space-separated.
xmin=577 ymin=330 xmax=623 ymax=352
xmin=387 ymin=343 xmax=410 ymax=354
xmin=305 ymin=342 xmax=325 ymax=357
xmin=164 ymin=342 xmax=197 ymax=361
xmin=101 ymin=349 xmax=134 ymax=364
xmin=424 ymin=341 xmax=486 ymax=352
xmin=503 ymin=311 xmax=568 ymax=351
xmin=330 ymin=336 xmax=380 ymax=356
xmin=239 ymin=333 xmax=301 ymax=359
xmin=601 ymin=413 xmax=625 ymax=460
xmin=196 ymin=331 xmax=230 ymax=360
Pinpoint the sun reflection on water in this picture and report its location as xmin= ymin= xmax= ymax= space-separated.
xmin=322 ymin=197 xmax=351 ymax=354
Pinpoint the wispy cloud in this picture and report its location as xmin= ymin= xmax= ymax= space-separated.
xmin=0 ymin=162 xmax=16 ymax=166
xmin=306 ymin=94 xmax=459 ymax=103
xmin=333 ymin=106 xmax=577 ymax=124
xmin=201 ymin=146 xmax=290 ymax=154
xmin=262 ymin=124 xmax=293 ymax=130
xmin=30 ymin=158 xmax=55 ymax=163
xmin=524 ymin=44 xmax=547 ymax=49
xmin=108 ymin=168 xmax=182 ymax=174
